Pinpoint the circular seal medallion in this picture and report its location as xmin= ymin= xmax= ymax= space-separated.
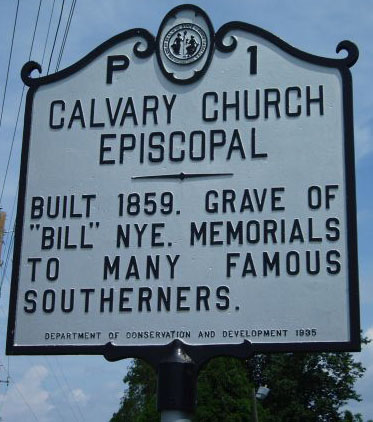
xmin=163 ymin=23 xmax=208 ymax=65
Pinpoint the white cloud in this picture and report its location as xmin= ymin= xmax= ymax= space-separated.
xmin=0 ymin=365 xmax=54 ymax=422
xmin=69 ymin=388 xmax=89 ymax=406
xmin=366 ymin=328 xmax=373 ymax=341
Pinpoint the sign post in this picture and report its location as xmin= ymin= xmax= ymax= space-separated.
xmin=7 ymin=5 xmax=360 ymax=419
xmin=157 ymin=341 xmax=196 ymax=421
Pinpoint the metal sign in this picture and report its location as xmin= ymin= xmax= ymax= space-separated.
xmin=7 ymin=5 xmax=360 ymax=357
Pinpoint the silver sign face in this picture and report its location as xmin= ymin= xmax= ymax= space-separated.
xmin=7 ymin=5 xmax=360 ymax=356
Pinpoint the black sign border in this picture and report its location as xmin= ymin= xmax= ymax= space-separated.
xmin=7 ymin=4 xmax=360 ymax=363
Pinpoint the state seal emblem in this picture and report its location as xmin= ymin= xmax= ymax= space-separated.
xmin=163 ymin=23 xmax=208 ymax=65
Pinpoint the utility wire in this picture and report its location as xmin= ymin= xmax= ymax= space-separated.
xmin=0 ymin=0 xmax=20 ymax=127
xmin=0 ymin=349 xmax=68 ymax=422
xmin=5 ymin=184 xmax=18 ymax=238
xmin=0 ymin=0 xmax=43 ymax=206
xmin=0 ymin=229 xmax=14 ymax=294
xmin=29 ymin=0 xmax=43 ymax=61
xmin=0 ymin=358 xmax=41 ymax=422
xmin=56 ymin=0 xmax=77 ymax=72
xmin=0 ymin=85 xmax=25 ymax=206
xmin=28 ymin=358 xmax=66 ymax=422
xmin=10 ymin=375 xmax=41 ymax=422
xmin=0 ymin=307 xmax=10 ymax=416
xmin=47 ymin=0 xmax=66 ymax=75
xmin=0 ymin=306 xmax=66 ymax=422
xmin=54 ymin=357 xmax=86 ymax=421
xmin=45 ymin=357 xmax=81 ymax=422
xmin=0 ymin=185 xmax=17 ymax=296
xmin=7 ymin=354 xmax=10 ymax=383
xmin=0 ymin=361 xmax=10 ymax=415
xmin=42 ymin=0 xmax=57 ymax=69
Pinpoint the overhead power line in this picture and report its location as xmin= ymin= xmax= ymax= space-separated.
xmin=29 ymin=0 xmax=43 ymax=61
xmin=0 ymin=0 xmax=20 ymax=127
xmin=0 ymin=227 xmax=14 ymax=294
xmin=0 ymin=367 xmax=9 ymax=415
xmin=47 ymin=0 xmax=66 ymax=74
xmin=5 ymin=184 xmax=18 ymax=240
xmin=0 ymin=184 xmax=18 ymax=297
xmin=56 ymin=0 xmax=77 ymax=72
xmin=10 ymin=375 xmax=42 ymax=422
xmin=45 ymin=357 xmax=81 ymax=422
xmin=28 ymin=358 xmax=66 ymax=422
xmin=0 ymin=0 xmax=44 ymax=207
xmin=54 ymin=356 xmax=86 ymax=421
xmin=42 ymin=0 xmax=57 ymax=69
xmin=0 ymin=358 xmax=41 ymax=422
xmin=0 ymin=211 xmax=5 ymax=267
xmin=0 ymin=86 xmax=25 ymax=206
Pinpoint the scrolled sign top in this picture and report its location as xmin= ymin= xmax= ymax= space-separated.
xmin=21 ymin=4 xmax=358 ymax=88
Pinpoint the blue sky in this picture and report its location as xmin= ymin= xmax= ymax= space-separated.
xmin=0 ymin=0 xmax=372 ymax=421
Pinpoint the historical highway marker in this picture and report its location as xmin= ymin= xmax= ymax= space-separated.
xmin=7 ymin=5 xmax=360 ymax=357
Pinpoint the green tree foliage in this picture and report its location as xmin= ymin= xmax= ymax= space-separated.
xmin=195 ymin=357 xmax=255 ymax=421
xmin=110 ymin=357 xmax=256 ymax=422
xmin=248 ymin=351 xmax=365 ymax=422
xmin=110 ymin=360 xmax=158 ymax=422
xmin=342 ymin=410 xmax=363 ymax=422
xmin=110 ymin=349 xmax=366 ymax=422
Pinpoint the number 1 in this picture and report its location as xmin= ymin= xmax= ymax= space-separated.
xmin=247 ymin=46 xmax=257 ymax=75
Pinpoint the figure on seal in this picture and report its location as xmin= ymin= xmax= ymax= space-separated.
xmin=186 ymin=35 xmax=199 ymax=57
xmin=171 ymin=33 xmax=182 ymax=55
